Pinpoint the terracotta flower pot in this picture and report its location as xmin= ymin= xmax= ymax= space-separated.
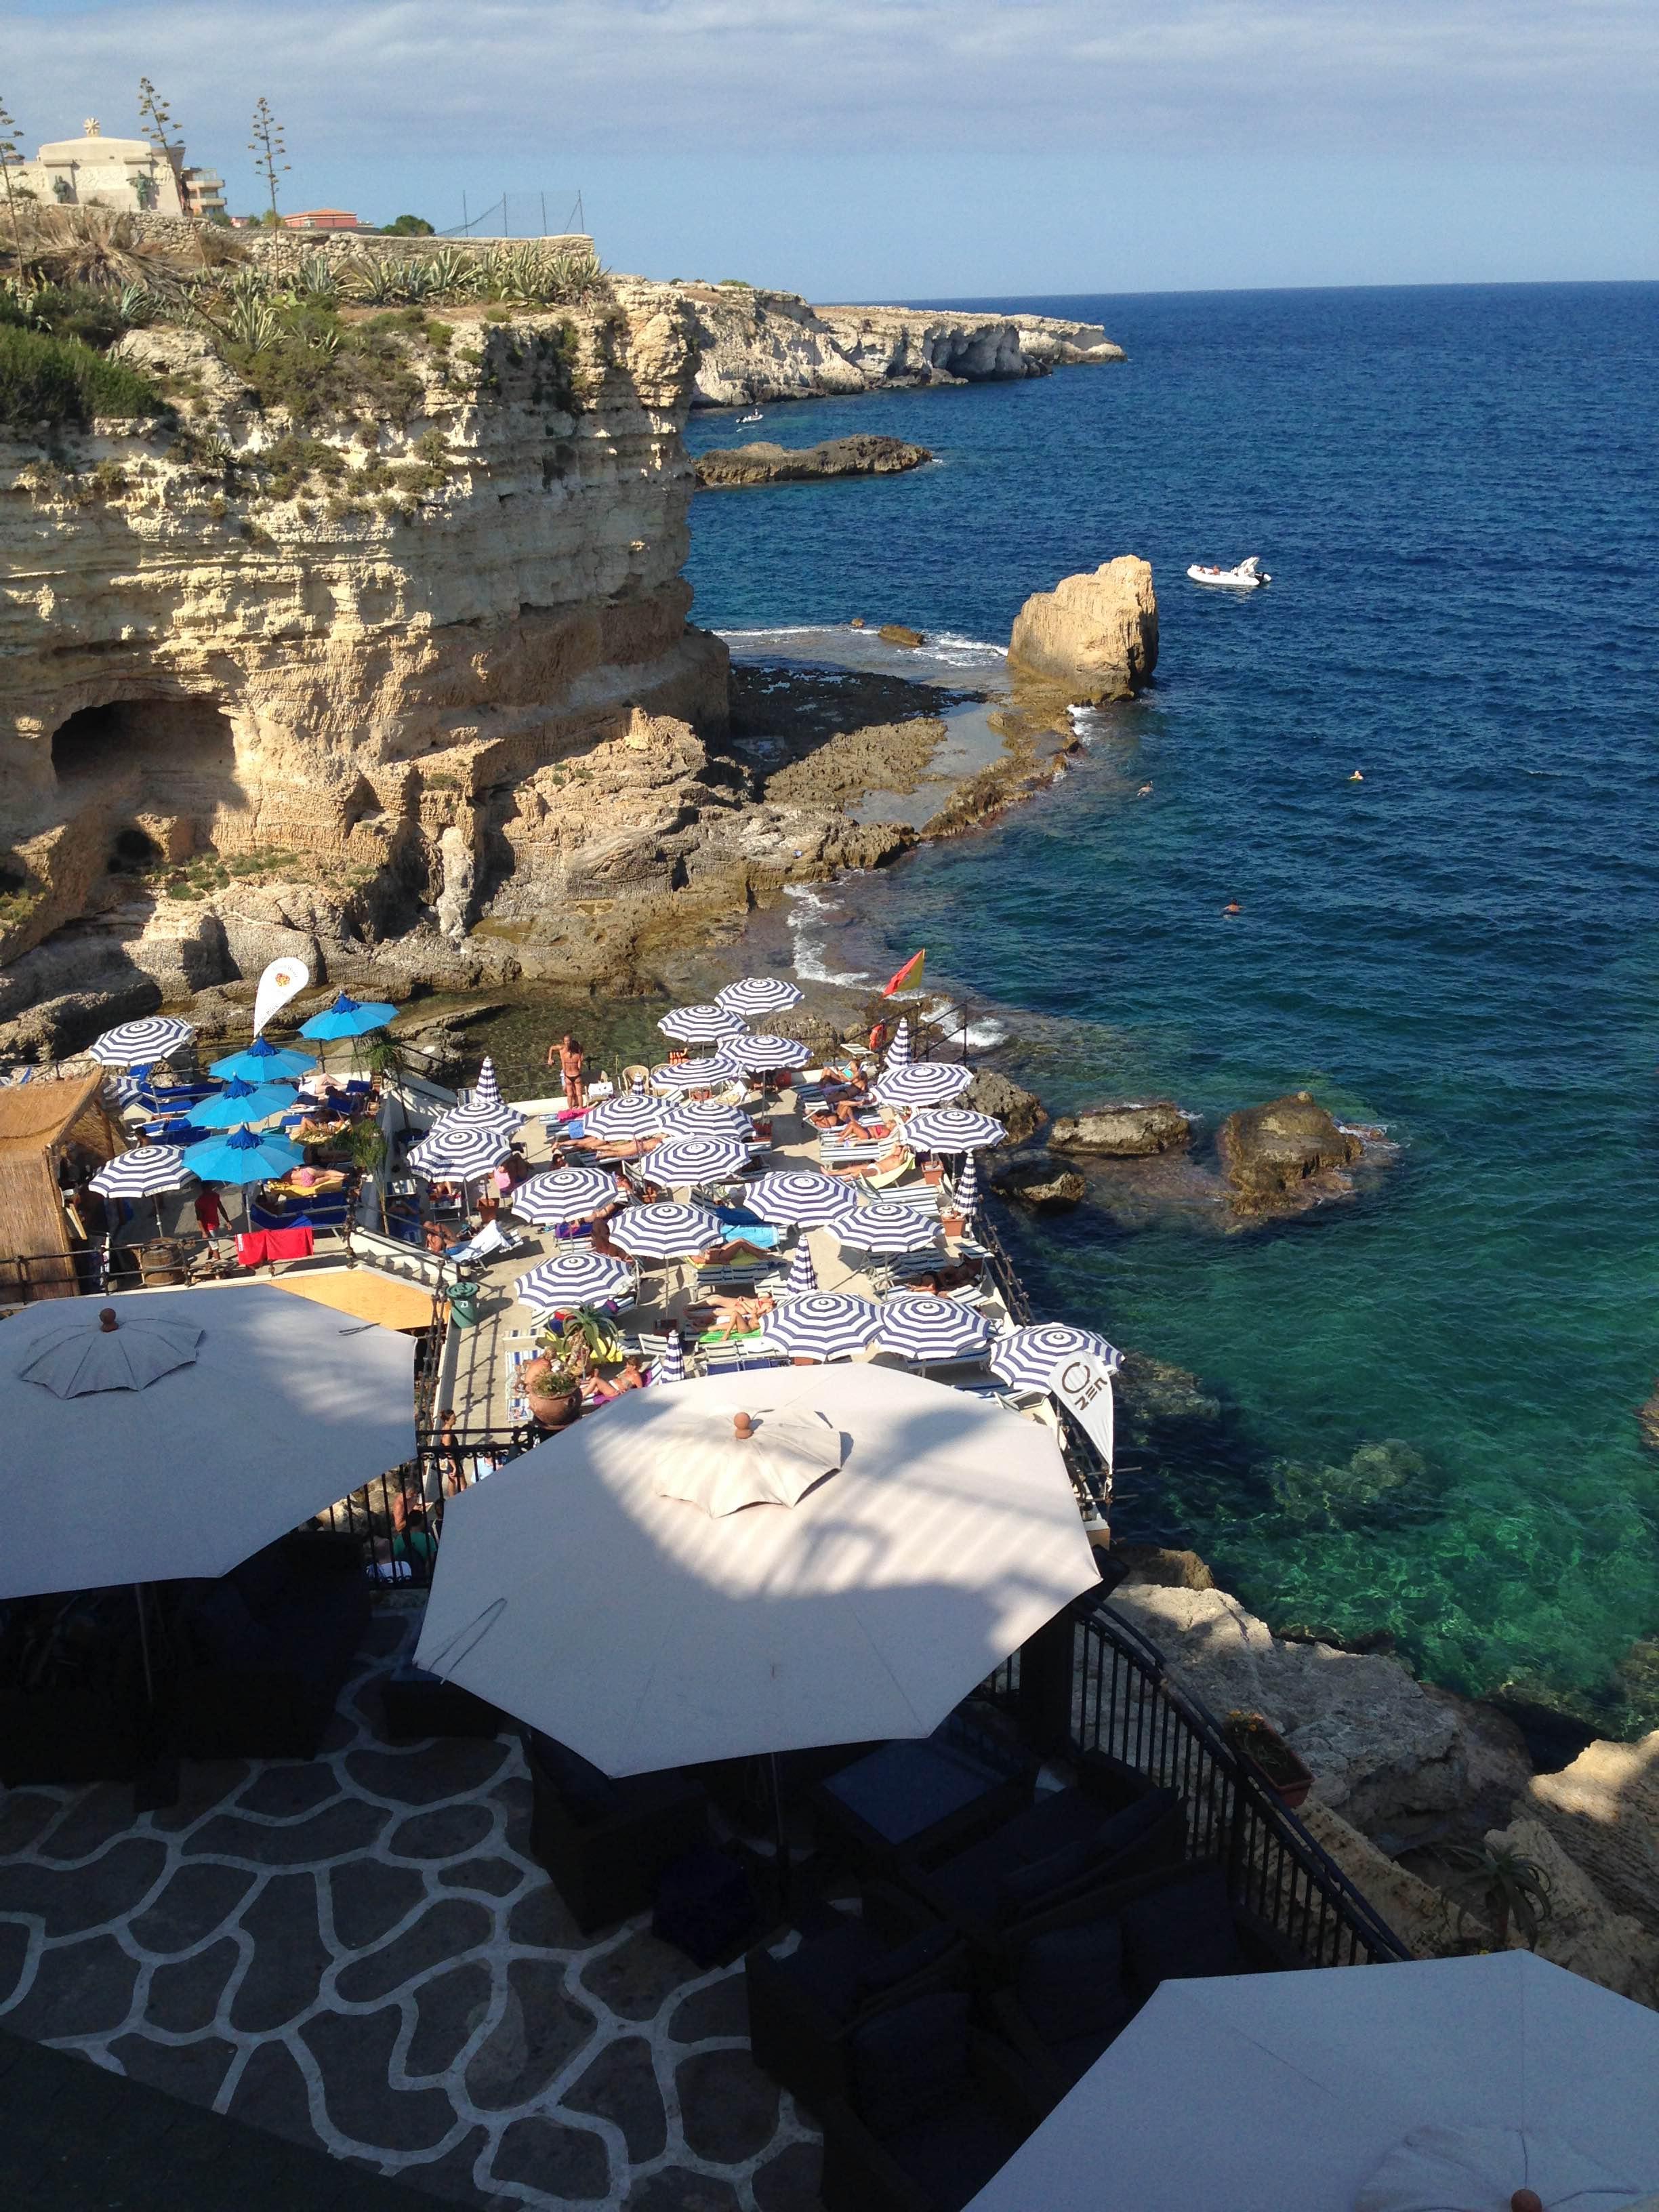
xmin=922 ymin=1163 xmax=945 ymax=1186
xmin=523 ymin=1357 xmax=583 ymax=1431
xmin=1223 ymin=1713 xmax=1313 ymax=1811
xmin=939 ymin=1210 xmax=965 ymax=1239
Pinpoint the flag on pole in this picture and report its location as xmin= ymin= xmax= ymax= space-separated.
xmin=882 ymin=949 xmax=926 ymax=998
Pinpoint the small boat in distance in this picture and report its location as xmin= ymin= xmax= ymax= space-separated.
xmin=737 ymin=409 xmax=765 ymax=424
xmin=1188 ymin=555 xmax=1270 ymax=590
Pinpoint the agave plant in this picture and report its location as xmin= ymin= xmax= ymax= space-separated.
xmin=426 ymin=246 xmax=480 ymax=299
xmin=342 ymin=256 xmax=409 ymax=306
xmin=117 ymin=281 xmax=157 ymax=327
xmin=293 ymin=252 xmax=339 ymax=308
xmin=1446 ymin=1841 xmax=1554 ymax=1952
xmin=395 ymin=258 xmax=438 ymax=302
xmin=224 ymin=292 xmax=281 ymax=354
xmin=227 ymin=266 xmax=274 ymax=305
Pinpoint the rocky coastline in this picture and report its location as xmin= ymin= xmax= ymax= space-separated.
xmin=695 ymin=433 xmax=933 ymax=488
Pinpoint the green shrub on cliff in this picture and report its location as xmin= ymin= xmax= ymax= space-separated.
xmin=0 ymin=323 xmax=163 ymax=430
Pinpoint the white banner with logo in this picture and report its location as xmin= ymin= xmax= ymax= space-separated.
xmin=1048 ymin=1351 xmax=1115 ymax=1474
xmin=253 ymin=956 xmax=310 ymax=1036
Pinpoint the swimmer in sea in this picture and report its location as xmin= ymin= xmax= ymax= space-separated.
xmin=1349 ymin=770 xmax=1364 ymax=782
xmin=1136 ymin=782 xmax=1153 ymax=798
xmin=1222 ymin=900 xmax=1242 ymax=916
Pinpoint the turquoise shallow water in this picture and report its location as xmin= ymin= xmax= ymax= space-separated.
xmin=683 ymin=283 xmax=1659 ymax=1721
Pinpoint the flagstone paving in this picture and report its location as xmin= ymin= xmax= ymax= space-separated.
xmin=0 ymin=1613 xmax=823 ymax=2211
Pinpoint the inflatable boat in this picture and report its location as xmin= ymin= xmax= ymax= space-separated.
xmin=1187 ymin=556 xmax=1270 ymax=591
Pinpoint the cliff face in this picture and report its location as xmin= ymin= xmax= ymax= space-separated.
xmin=661 ymin=284 xmax=1124 ymax=407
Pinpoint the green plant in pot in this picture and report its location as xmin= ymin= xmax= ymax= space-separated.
xmin=345 ymin=1120 xmax=387 ymax=1174
xmin=558 ymin=1305 xmax=620 ymax=1364
xmin=1222 ymin=1709 xmax=1315 ymax=1808
xmin=520 ymin=1347 xmax=583 ymax=1430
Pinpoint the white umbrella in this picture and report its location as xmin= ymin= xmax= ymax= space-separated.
xmin=990 ymin=1322 xmax=1122 ymax=1390
xmin=644 ymin=1135 xmax=754 ymax=1186
xmin=721 ymin=1032 xmax=811 ymax=1076
xmin=902 ymin=1107 xmax=1006 ymax=1152
xmin=874 ymin=1061 xmax=975 ymax=1109
xmin=745 ymin=1170 xmax=861 ymax=1227
xmin=654 ymin=1102 xmax=754 ymax=1141
xmin=838 ymin=1200 xmax=944 ymax=1254
xmin=651 ymin=1401 xmax=842 ymax=1516
xmin=963 ymin=1952 xmax=1659 ymax=2212
xmin=515 ymin=1252 xmax=634 ymax=1312
xmin=583 ymin=1085 xmax=663 ymax=1143
xmin=760 ymin=1290 xmax=883 ymax=1361
xmin=415 ymin=1362 xmax=1099 ymax=1772
xmin=407 ymin=1122 xmax=511 ymax=1180
xmin=607 ymin=1201 xmax=722 ymax=1260
xmin=0 ymin=1286 xmax=415 ymax=1598
xmin=651 ymin=1056 xmax=741 ymax=1094
xmin=877 ymin=1294 xmax=992 ymax=1362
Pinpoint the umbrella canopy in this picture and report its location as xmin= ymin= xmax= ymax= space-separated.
xmin=653 ymin=1102 xmax=754 ymax=1141
xmin=0 ymin=1286 xmax=415 ymax=1599
xmin=406 ymin=1122 xmax=511 ymax=1181
xmin=188 ymin=1076 xmax=297 ymax=1128
xmin=209 ymin=1036 xmax=318 ymax=1082
xmin=838 ymin=1201 xmax=944 ymax=1254
xmin=760 ymin=1290 xmax=882 ymax=1361
xmin=653 ymin=1401 xmax=842 ymax=1516
xmin=961 ymin=1952 xmax=1659 ymax=2212
xmin=644 ymin=1136 xmax=754 ymax=1187
xmin=299 ymin=990 xmax=397 ymax=1040
xmin=510 ymin=1165 xmax=621 ymax=1227
xmin=415 ymin=1361 xmax=1099 ymax=1772
xmin=441 ymin=1057 xmax=522 ymax=1137
xmin=783 ymin=1240 xmax=818 ymax=1297
xmin=583 ymin=1086 xmax=664 ymax=1143
xmin=514 ymin=1252 xmax=635 ymax=1313
xmin=720 ymin=1032 xmax=811 ymax=1075
xmin=715 ymin=975 xmax=804 ymax=1018
xmin=657 ymin=1329 xmax=686 ymax=1384
xmin=20 ymin=1305 xmax=202 ymax=1397
xmin=89 ymin=1144 xmax=192 ymax=1200
xmin=878 ymin=1294 xmax=993 ymax=1362
xmin=745 ymin=1170 xmax=861 ymax=1227
xmin=989 ymin=1322 xmax=1122 ymax=1391
xmin=659 ymin=1002 xmax=746 ymax=1044
xmin=884 ymin=1017 xmax=913 ymax=1068
xmin=607 ymin=1201 xmax=722 ymax=1260
xmin=652 ymin=1055 xmax=740 ymax=1094
xmin=89 ymin=1015 xmax=194 ymax=1068
xmin=901 ymin=1106 xmax=1007 ymax=1152
xmin=875 ymin=1061 xmax=976 ymax=1109
xmin=184 ymin=1124 xmax=306 ymax=1185
xmin=955 ymin=1153 xmax=981 ymax=1219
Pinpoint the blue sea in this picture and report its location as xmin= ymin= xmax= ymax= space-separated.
xmin=682 ymin=283 xmax=1659 ymax=1724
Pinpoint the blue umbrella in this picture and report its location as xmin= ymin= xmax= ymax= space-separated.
xmin=608 ymin=1202 xmax=722 ymax=1261
xmin=782 ymin=1240 xmax=819 ymax=1297
xmin=510 ymin=1166 xmax=620 ymax=1227
xmin=877 ymin=1294 xmax=992 ymax=1362
xmin=184 ymin=1124 xmax=306 ymax=1184
xmin=210 ymin=1036 xmax=318 ymax=1082
xmin=89 ymin=1015 xmax=194 ymax=1068
xmin=759 ymin=1292 xmax=882 ymax=1362
xmin=744 ymin=1170 xmax=860 ymax=1227
xmin=659 ymin=1003 xmax=746 ymax=1044
xmin=515 ymin=1252 xmax=634 ymax=1313
xmin=875 ymin=1061 xmax=975 ymax=1109
xmin=188 ymin=1076 xmax=297 ymax=1128
xmin=715 ymin=975 xmax=804 ymax=1019
xmin=838 ymin=1202 xmax=943 ymax=1255
xmin=300 ymin=990 xmax=397 ymax=1040
xmin=989 ymin=1324 xmax=1122 ymax=1391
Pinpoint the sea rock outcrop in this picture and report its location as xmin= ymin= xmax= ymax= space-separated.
xmin=1006 ymin=557 xmax=1159 ymax=702
xmin=991 ymin=1160 xmax=1085 ymax=1212
xmin=962 ymin=1069 xmax=1046 ymax=1145
xmin=1217 ymin=1091 xmax=1365 ymax=1216
xmin=1050 ymin=1101 xmax=1193 ymax=1156
xmin=695 ymin=434 xmax=931 ymax=488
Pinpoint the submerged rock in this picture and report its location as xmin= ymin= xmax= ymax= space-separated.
xmin=1006 ymin=556 xmax=1158 ymax=702
xmin=991 ymin=1158 xmax=1084 ymax=1212
xmin=1050 ymin=1101 xmax=1193 ymax=1156
xmin=1216 ymin=1090 xmax=1364 ymax=1217
xmin=878 ymin=623 xmax=926 ymax=648
xmin=1268 ymin=1438 xmax=1427 ymax=1530
xmin=695 ymin=434 xmax=932 ymax=488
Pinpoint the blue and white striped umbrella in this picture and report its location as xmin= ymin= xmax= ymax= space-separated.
xmin=955 ymin=1154 xmax=980 ymax=1221
xmin=659 ymin=1003 xmax=746 ymax=1044
xmin=89 ymin=1015 xmax=194 ymax=1068
xmin=884 ymin=1017 xmax=913 ymax=1069
xmin=720 ymin=1032 xmax=811 ymax=1075
xmin=657 ymin=1328 xmax=685 ymax=1383
xmin=608 ymin=1201 xmax=722 ymax=1260
xmin=184 ymin=1124 xmax=306 ymax=1185
xmin=744 ymin=1170 xmax=861 ymax=1227
xmin=89 ymin=1144 xmax=192 ymax=1200
xmin=989 ymin=1323 xmax=1123 ymax=1391
xmin=875 ymin=1061 xmax=975 ymax=1109
xmin=516 ymin=1252 xmax=634 ymax=1313
xmin=877 ymin=1294 xmax=992 ymax=1362
xmin=644 ymin=1136 xmax=754 ymax=1186
xmin=583 ymin=1085 xmax=663 ymax=1143
xmin=714 ymin=975 xmax=804 ymax=1019
xmin=446 ymin=1057 xmax=520 ymax=1136
xmin=299 ymin=990 xmax=397 ymax=1040
xmin=652 ymin=1056 xmax=740 ymax=1093
xmin=760 ymin=1292 xmax=882 ymax=1361
xmin=653 ymin=1102 xmax=754 ymax=1141
xmin=210 ymin=1036 xmax=317 ymax=1082
xmin=900 ymin=1107 xmax=1006 ymax=1153
xmin=189 ymin=1076 xmax=297 ymax=1128
xmin=838 ymin=1202 xmax=943 ymax=1254
xmin=510 ymin=1165 xmax=620 ymax=1227
xmin=407 ymin=1122 xmax=511 ymax=1181
xmin=782 ymin=1240 xmax=819 ymax=1297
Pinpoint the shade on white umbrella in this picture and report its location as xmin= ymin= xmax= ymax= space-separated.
xmin=583 ymin=1084 xmax=663 ymax=1143
xmin=407 ymin=1122 xmax=511 ymax=1180
xmin=510 ymin=1166 xmax=620 ymax=1227
xmin=515 ymin=1252 xmax=634 ymax=1313
xmin=653 ymin=1102 xmax=754 ymax=1141
xmin=962 ymin=1952 xmax=1659 ymax=2212
xmin=415 ymin=1362 xmax=1099 ymax=1773
xmin=783 ymin=1240 xmax=818 ymax=1297
xmin=838 ymin=1201 xmax=943 ymax=1254
xmin=89 ymin=1145 xmax=192 ymax=1200
xmin=608 ymin=1201 xmax=722 ymax=1260
xmin=645 ymin=1136 xmax=754 ymax=1186
xmin=989 ymin=1322 xmax=1122 ymax=1390
xmin=884 ymin=1017 xmax=912 ymax=1068
xmin=651 ymin=1056 xmax=741 ymax=1094
xmin=720 ymin=1032 xmax=811 ymax=1075
xmin=874 ymin=1061 xmax=975 ymax=1109
xmin=0 ymin=1286 xmax=415 ymax=1599
xmin=877 ymin=1295 xmax=992 ymax=1362
xmin=715 ymin=975 xmax=804 ymax=1018
xmin=901 ymin=1106 xmax=1006 ymax=1151
xmin=89 ymin=1015 xmax=194 ymax=1068
xmin=20 ymin=1306 xmax=203 ymax=1397
xmin=759 ymin=1291 xmax=882 ymax=1361
xmin=745 ymin=1170 xmax=861 ymax=1227
xmin=659 ymin=1003 xmax=746 ymax=1044
xmin=653 ymin=1402 xmax=842 ymax=1517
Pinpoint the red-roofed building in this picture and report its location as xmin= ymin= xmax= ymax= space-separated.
xmin=283 ymin=207 xmax=363 ymax=230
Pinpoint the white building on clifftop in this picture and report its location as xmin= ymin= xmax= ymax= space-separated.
xmin=3 ymin=117 xmax=222 ymax=218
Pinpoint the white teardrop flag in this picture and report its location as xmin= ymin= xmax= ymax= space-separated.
xmin=253 ymin=957 xmax=310 ymax=1037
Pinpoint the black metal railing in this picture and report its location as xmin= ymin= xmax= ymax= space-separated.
xmin=1001 ymin=1595 xmax=1410 ymax=1967
xmin=312 ymin=1425 xmax=540 ymax=1589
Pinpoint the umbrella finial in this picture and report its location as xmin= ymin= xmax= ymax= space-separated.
xmin=733 ymin=1411 xmax=754 ymax=1441
xmin=98 ymin=1307 xmax=119 ymax=1332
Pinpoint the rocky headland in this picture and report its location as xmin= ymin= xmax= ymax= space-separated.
xmin=694 ymin=433 xmax=933 ymax=488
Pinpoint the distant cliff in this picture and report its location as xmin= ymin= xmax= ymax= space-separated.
xmin=654 ymin=283 xmax=1124 ymax=408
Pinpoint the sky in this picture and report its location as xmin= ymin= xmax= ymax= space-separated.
xmin=6 ymin=1 xmax=1658 ymax=297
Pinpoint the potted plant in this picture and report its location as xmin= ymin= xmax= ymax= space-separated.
xmin=921 ymin=1158 xmax=945 ymax=1187
xmin=939 ymin=1206 xmax=966 ymax=1238
xmin=1443 ymin=1841 xmax=1553 ymax=1952
xmin=520 ymin=1349 xmax=583 ymax=1431
xmin=1223 ymin=1710 xmax=1314 ymax=1809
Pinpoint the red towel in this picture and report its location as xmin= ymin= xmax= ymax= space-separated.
xmin=264 ymin=1225 xmax=315 ymax=1261
xmin=237 ymin=1231 xmax=268 ymax=1267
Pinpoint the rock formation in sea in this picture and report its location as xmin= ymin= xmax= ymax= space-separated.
xmin=1049 ymin=1101 xmax=1193 ymax=1155
xmin=1006 ymin=556 xmax=1160 ymax=701
xmin=990 ymin=1159 xmax=1086 ymax=1212
xmin=1217 ymin=1090 xmax=1366 ymax=1216
xmin=694 ymin=434 xmax=932 ymax=488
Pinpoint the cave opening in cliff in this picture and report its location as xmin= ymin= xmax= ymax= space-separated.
xmin=52 ymin=697 xmax=237 ymax=789
xmin=108 ymin=827 xmax=163 ymax=876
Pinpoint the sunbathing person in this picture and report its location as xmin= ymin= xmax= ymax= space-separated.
xmin=687 ymin=1288 xmax=776 ymax=1340
xmin=897 ymin=1254 xmax=985 ymax=1295
xmin=586 ymin=1352 xmax=648 ymax=1403
xmin=828 ymin=1137 xmax=911 ymax=1182
xmin=693 ymin=1233 xmax=775 ymax=1267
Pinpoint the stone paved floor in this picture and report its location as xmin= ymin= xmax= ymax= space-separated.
xmin=0 ymin=1613 xmax=822 ymax=2212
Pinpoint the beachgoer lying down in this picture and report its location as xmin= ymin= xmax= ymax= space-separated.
xmin=687 ymin=1290 xmax=776 ymax=1340
xmin=585 ymin=1353 xmax=648 ymax=1403
xmin=828 ymin=1139 xmax=911 ymax=1181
